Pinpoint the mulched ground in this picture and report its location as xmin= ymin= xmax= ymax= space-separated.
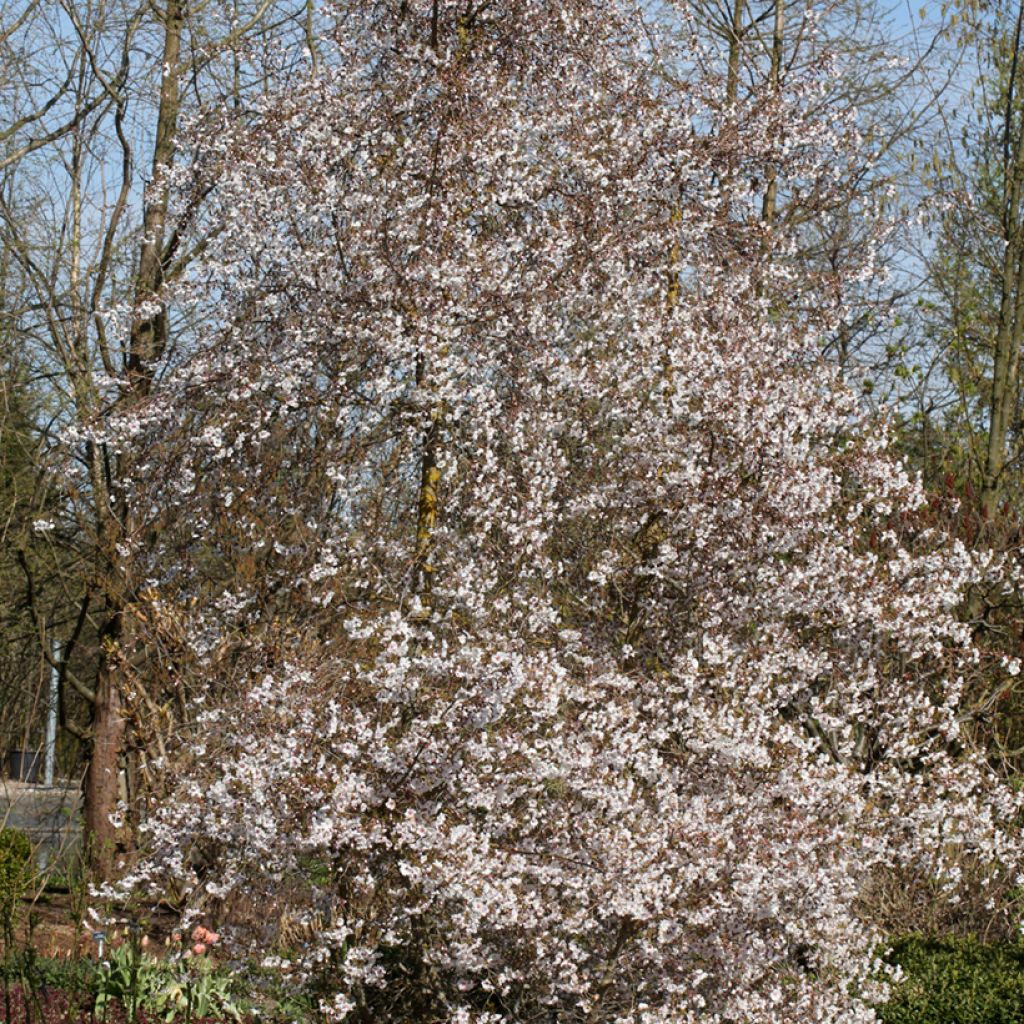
xmin=4 ymin=892 xmax=180 ymax=960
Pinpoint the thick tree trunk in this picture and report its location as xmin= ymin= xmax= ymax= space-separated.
xmin=84 ymin=622 xmax=126 ymax=879
xmin=83 ymin=0 xmax=182 ymax=882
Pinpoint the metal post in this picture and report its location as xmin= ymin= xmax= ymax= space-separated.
xmin=44 ymin=637 xmax=59 ymax=786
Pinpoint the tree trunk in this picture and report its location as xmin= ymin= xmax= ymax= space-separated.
xmin=84 ymin=621 xmax=126 ymax=879
xmin=412 ymin=349 xmax=443 ymax=613
xmin=760 ymin=0 xmax=784 ymax=225
xmin=83 ymin=0 xmax=182 ymax=882
xmin=725 ymin=0 xmax=746 ymax=109
xmin=981 ymin=251 xmax=1024 ymax=517
xmin=981 ymin=2 xmax=1024 ymax=519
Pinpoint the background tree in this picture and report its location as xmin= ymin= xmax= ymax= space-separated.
xmin=893 ymin=0 xmax=1024 ymax=771
xmin=911 ymin=0 xmax=1024 ymax=517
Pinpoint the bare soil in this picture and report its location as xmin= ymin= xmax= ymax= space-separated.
xmin=3 ymin=892 xmax=180 ymax=960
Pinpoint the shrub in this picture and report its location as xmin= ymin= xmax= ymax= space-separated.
xmin=0 ymin=828 xmax=32 ymax=931
xmin=879 ymin=935 xmax=1024 ymax=1024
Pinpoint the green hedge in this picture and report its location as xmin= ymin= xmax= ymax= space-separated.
xmin=879 ymin=935 xmax=1024 ymax=1024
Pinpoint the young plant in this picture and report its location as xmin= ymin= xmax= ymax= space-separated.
xmin=93 ymin=939 xmax=150 ymax=1022
xmin=94 ymin=927 xmax=242 ymax=1024
xmin=144 ymin=925 xmax=243 ymax=1024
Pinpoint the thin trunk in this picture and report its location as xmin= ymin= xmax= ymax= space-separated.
xmin=412 ymin=353 xmax=442 ymax=613
xmin=305 ymin=0 xmax=318 ymax=73
xmin=411 ymin=13 xmax=444 ymax=618
xmin=718 ymin=1 xmax=746 ymax=229
xmin=982 ymin=3 xmax=1024 ymax=518
xmin=725 ymin=0 xmax=746 ymax=109
xmin=760 ymin=0 xmax=784 ymax=225
xmin=127 ymin=0 xmax=182 ymax=385
xmin=982 ymin=251 xmax=1024 ymax=516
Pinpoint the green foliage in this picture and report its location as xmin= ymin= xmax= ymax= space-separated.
xmin=241 ymin=963 xmax=319 ymax=1022
xmin=94 ymin=945 xmax=244 ymax=1023
xmin=0 ymin=828 xmax=33 ymax=927
xmin=0 ymin=949 xmax=92 ymax=992
xmin=295 ymin=852 xmax=333 ymax=888
xmin=145 ymin=954 xmax=244 ymax=1023
xmin=93 ymin=942 xmax=151 ymax=1018
xmin=879 ymin=935 xmax=1024 ymax=1024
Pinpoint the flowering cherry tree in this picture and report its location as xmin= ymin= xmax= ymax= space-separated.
xmin=114 ymin=1 xmax=1021 ymax=1021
